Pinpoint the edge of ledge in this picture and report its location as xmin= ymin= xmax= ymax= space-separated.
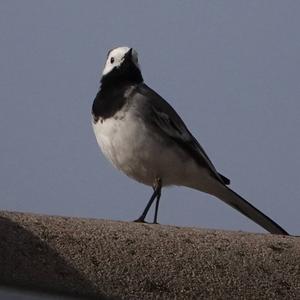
xmin=0 ymin=210 xmax=299 ymax=299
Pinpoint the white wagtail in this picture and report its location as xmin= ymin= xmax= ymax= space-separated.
xmin=92 ymin=46 xmax=288 ymax=235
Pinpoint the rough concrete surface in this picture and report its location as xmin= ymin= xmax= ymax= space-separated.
xmin=0 ymin=211 xmax=299 ymax=299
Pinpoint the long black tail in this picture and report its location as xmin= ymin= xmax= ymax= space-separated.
xmin=213 ymin=184 xmax=289 ymax=235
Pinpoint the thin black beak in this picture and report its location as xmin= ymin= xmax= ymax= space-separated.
xmin=124 ymin=48 xmax=133 ymax=60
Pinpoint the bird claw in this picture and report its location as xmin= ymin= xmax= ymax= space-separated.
xmin=133 ymin=218 xmax=148 ymax=223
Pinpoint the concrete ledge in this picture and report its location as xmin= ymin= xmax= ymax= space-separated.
xmin=0 ymin=211 xmax=299 ymax=299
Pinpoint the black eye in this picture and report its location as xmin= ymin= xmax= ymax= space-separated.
xmin=110 ymin=57 xmax=114 ymax=64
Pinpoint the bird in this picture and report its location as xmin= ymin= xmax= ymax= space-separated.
xmin=91 ymin=46 xmax=288 ymax=235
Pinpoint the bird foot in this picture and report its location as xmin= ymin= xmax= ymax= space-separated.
xmin=133 ymin=218 xmax=148 ymax=223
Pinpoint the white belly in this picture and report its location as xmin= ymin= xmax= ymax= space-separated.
xmin=92 ymin=109 xmax=207 ymax=188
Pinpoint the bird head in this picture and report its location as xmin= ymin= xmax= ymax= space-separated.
xmin=101 ymin=46 xmax=143 ymax=85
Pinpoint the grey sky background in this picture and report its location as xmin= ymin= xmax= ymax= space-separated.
xmin=1 ymin=1 xmax=299 ymax=236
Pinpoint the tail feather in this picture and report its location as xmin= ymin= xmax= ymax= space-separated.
xmin=218 ymin=173 xmax=230 ymax=185
xmin=213 ymin=185 xmax=288 ymax=235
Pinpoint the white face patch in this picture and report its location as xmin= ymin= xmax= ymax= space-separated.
xmin=102 ymin=46 xmax=140 ymax=76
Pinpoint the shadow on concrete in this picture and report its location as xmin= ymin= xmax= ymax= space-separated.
xmin=0 ymin=216 xmax=110 ymax=299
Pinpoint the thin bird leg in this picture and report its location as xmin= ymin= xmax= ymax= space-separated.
xmin=153 ymin=178 xmax=162 ymax=224
xmin=134 ymin=177 xmax=162 ymax=223
xmin=134 ymin=189 xmax=158 ymax=223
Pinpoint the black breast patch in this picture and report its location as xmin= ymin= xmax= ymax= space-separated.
xmin=92 ymin=86 xmax=128 ymax=121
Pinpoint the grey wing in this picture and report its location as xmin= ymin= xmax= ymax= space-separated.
xmin=136 ymin=84 xmax=230 ymax=185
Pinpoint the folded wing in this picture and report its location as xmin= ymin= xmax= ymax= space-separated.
xmin=136 ymin=83 xmax=230 ymax=185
